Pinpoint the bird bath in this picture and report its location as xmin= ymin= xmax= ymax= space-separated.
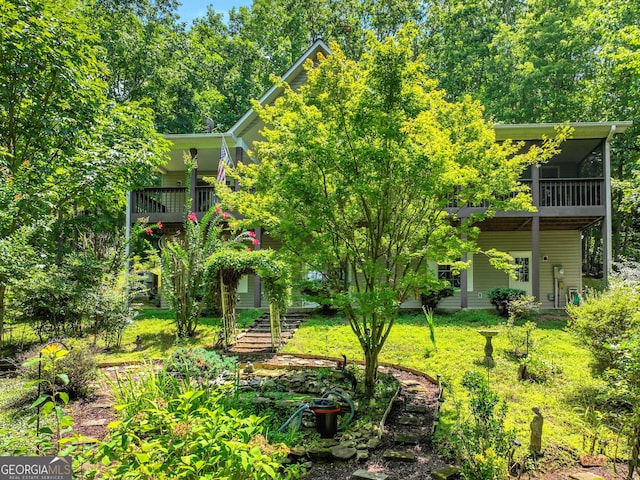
xmin=478 ymin=329 xmax=500 ymax=367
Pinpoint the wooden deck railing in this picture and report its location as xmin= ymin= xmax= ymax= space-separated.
xmin=131 ymin=187 xmax=220 ymax=216
xmin=539 ymin=178 xmax=603 ymax=207
xmin=446 ymin=178 xmax=603 ymax=210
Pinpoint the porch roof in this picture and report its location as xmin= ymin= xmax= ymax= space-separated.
xmin=494 ymin=122 xmax=632 ymax=141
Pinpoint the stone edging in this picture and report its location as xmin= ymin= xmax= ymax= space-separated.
xmin=97 ymin=353 xmax=439 ymax=385
xmin=264 ymin=352 xmax=439 ymax=384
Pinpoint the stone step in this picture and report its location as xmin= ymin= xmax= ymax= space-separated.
xmin=229 ymin=347 xmax=276 ymax=353
xmin=432 ymin=465 xmax=462 ymax=480
xmin=405 ymin=403 xmax=428 ymax=414
xmin=393 ymin=432 xmax=419 ymax=444
xmin=382 ymin=450 xmax=416 ymax=462
xmin=80 ymin=418 xmax=110 ymax=427
xmin=352 ymin=470 xmax=389 ymax=480
xmin=241 ymin=332 xmax=293 ymax=338
xmin=230 ymin=342 xmax=281 ymax=349
xmin=399 ymin=414 xmax=422 ymax=426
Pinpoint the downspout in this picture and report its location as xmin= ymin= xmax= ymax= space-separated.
xmin=602 ymin=125 xmax=616 ymax=287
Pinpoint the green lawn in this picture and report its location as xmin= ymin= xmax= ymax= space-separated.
xmin=94 ymin=308 xmax=264 ymax=364
xmin=281 ymin=309 xmax=608 ymax=456
xmin=1 ymin=307 xmax=612 ymax=459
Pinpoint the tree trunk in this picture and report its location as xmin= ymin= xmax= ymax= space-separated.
xmin=0 ymin=283 xmax=5 ymax=343
xmin=364 ymin=347 xmax=379 ymax=398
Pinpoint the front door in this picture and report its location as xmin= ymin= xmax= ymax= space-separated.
xmin=509 ymin=251 xmax=532 ymax=296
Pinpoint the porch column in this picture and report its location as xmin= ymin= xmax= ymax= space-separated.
xmin=189 ymin=148 xmax=198 ymax=213
xmin=531 ymin=166 xmax=540 ymax=301
xmin=603 ymin=136 xmax=613 ymax=286
xmin=532 ymin=216 xmax=540 ymax=301
xmin=531 ymin=165 xmax=540 ymax=207
xmin=254 ymin=227 xmax=262 ymax=308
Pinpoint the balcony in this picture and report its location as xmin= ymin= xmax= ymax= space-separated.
xmin=130 ymin=186 xmax=219 ymax=224
xmin=539 ymin=178 xmax=603 ymax=207
xmin=447 ymin=178 xmax=605 ymax=218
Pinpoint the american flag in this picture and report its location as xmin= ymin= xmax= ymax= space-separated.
xmin=217 ymin=137 xmax=232 ymax=184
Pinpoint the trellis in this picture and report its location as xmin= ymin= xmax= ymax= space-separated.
xmin=205 ymin=249 xmax=291 ymax=350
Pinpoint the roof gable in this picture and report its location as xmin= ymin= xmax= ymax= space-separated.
xmin=228 ymin=39 xmax=331 ymax=149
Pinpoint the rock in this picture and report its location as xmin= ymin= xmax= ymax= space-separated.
xmin=289 ymin=447 xmax=307 ymax=457
xmin=400 ymin=379 xmax=421 ymax=386
xmin=578 ymin=454 xmax=608 ymax=467
xmin=80 ymin=419 xmax=110 ymax=427
xmin=431 ymin=465 xmax=461 ymax=480
xmin=366 ymin=437 xmax=381 ymax=449
xmin=331 ymin=445 xmax=357 ymax=461
xmin=356 ymin=450 xmax=369 ymax=462
xmin=351 ymin=469 xmax=389 ymax=480
xmin=399 ymin=414 xmax=422 ymax=426
xmin=261 ymin=379 xmax=277 ymax=391
xmin=341 ymin=440 xmax=356 ymax=448
xmin=308 ymin=447 xmax=333 ymax=460
xmin=383 ymin=450 xmax=416 ymax=462
xmin=394 ymin=432 xmax=419 ymax=444
xmin=407 ymin=386 xmax=427 ymax=393
xmin=405 ymin=403 xmax=428 ymax=414
xmin=569 ymin=472 xmax=606 ymax=480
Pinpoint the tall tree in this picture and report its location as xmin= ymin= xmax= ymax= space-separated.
xmin=0 ymin=0 xmax=168 ymax=331
xmin=230 ymin=32 xmax=564 ymax=397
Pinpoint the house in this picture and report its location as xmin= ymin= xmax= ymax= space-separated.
xmin=128 ymin=40 xmax=631 ymax=310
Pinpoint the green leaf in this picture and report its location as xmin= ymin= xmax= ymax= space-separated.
xmin=30 ymin=394 xmax=51 ymax=409
xmin=57 ymin=373 xmax=70 ymax=386
xmin=135 ymin=452 xmax=150 ymax=463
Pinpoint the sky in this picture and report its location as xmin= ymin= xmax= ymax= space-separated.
xmin=176 ymin=0 xmax=253 ymax=25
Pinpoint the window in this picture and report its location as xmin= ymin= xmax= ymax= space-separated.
xmin=438 ymin=264 xmax=461 ymax=288
xmin=514 ymin=257 xmax=530 ymax=282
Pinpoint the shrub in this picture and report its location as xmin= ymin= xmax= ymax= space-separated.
xmin=503 ymin=320 xmax=537 ymax=358
xmin=486 ymin=288 xmax=526 ymax=317
xmin=567 ymin=281 xmax=640 ymax=372
xmin=517 ymin=354 xmax=557 ymax=384
xmin=420 ymin=286 xmax=454 ymax=311
xmin=507 ymin=295 xmax=540 ymax=321
xmin=20 ymin=339 xmax=97 ymax=399
xmin=439 ymin=371 xmax=516 ymax=480
xmin=165 ymin=347 xmax=237 ymax=382
xmin=297 ymin=278 xmax=337 ymax=315
xmin=98 ymin=366 xmax=303 ymax=479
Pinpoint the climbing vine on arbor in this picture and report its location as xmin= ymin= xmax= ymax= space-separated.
xmin=205 ymin=249 xmax=291 ymax=350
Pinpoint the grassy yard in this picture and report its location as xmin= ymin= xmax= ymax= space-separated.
xmin=0 ymin=307 xmax=612 ymax=460
xmin=281 ymin=309 xmax=609 ymax=457
xmin=0 ymin=308 xmax=264 ymax=364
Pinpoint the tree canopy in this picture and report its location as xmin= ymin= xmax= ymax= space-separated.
xmin=230 ymin=32 xmax=564 ymax=396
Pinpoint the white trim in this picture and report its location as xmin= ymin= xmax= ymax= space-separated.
xmin=229 ymin=40 xmax=331 ymax=139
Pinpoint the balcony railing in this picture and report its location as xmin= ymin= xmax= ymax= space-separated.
xmin=539 ymin=178 xmax=603 ymax=207
xmin=446 ymin=178 xmax=604 ymax=210
xmin=131 ymin=187 xmax=220 ymax=217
